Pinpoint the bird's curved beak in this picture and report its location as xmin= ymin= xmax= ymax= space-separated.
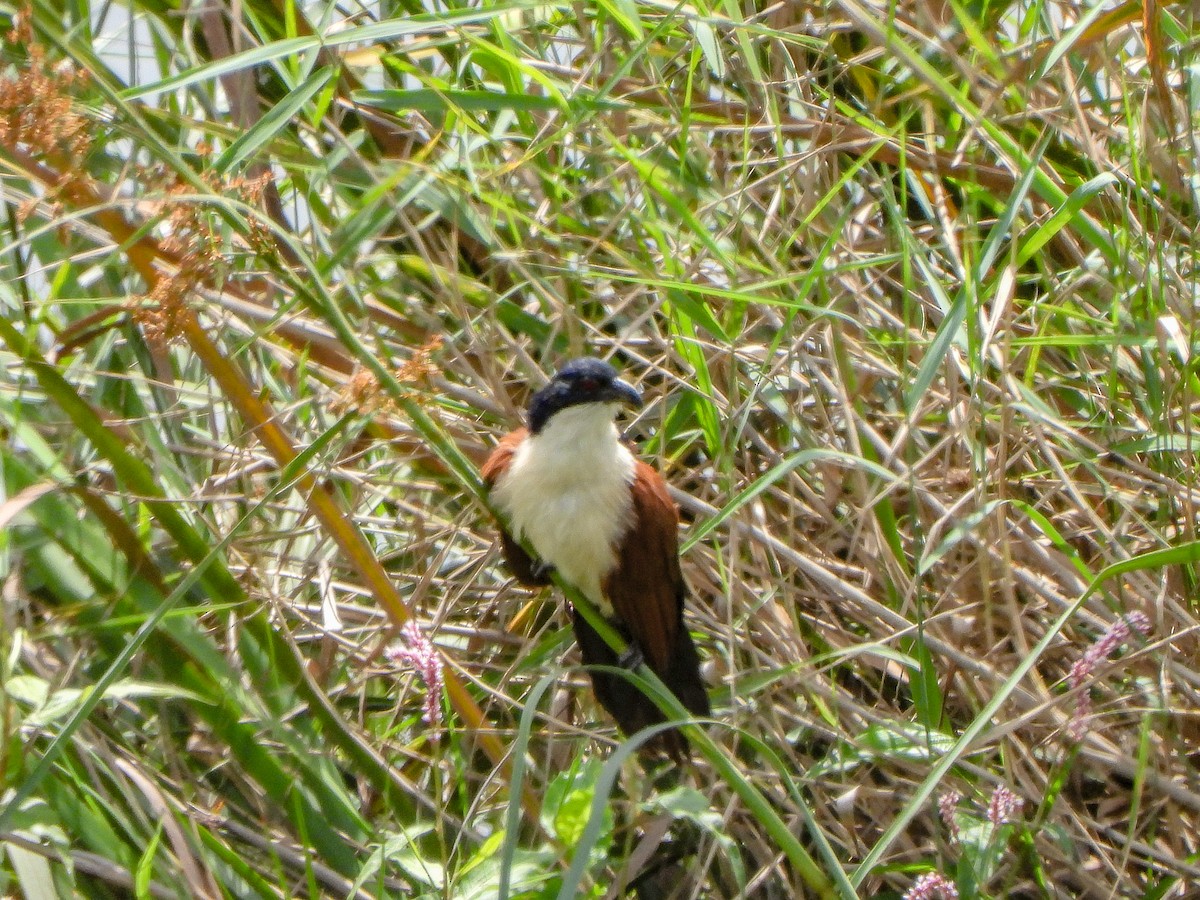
xmin=602 ymin=378 xmax=642 ymax=408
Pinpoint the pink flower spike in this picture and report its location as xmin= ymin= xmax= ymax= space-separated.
xmin=1065 ymin=611 xmax=1150 ymax=742
xmin=1124 ymin=611 xmax=1151 ymax=637
xmin=903 ymin=872 xmax=959 ymax=900
xmin=387 ymin=620 xmax=445 ymax=735
xmin=986 ymin=785 xmax=1023 ymax=825
xmin=937 ymin=791 xmax=962 ymax=841
xmin=1066 ymin=691 xmax=1092 ymax=743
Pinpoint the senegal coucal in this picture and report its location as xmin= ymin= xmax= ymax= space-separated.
xmin=482 ymin=358 xmax=710 ymax=756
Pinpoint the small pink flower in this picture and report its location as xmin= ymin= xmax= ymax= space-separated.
xmin=903 ymin=872 xmax=958 ymax=900
xmin=1066 ymin=611 xmax=1150 ymax=742
xmin=986 ymin=785 xmax=1023 ymax=825
xmin=1065 ymin=688 xmax=1092 ymax=743
xmin=387 ymin=620 xmax=445 ymax=735
xmin=937 ymin=790 xmax=962 ymax=841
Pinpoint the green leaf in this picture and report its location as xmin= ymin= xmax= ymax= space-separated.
xmin=692 ymin=20 xmax=726 ymax=79
xmin=650 ymin=786 xmax=724 ymax=831
xmin=552 ymin=788 xmax=595 ymax=847
xmin=7 ymin=842 xmax=59 ymax=900
xmin=917 ymin=500 xmax=1006 ymax=575
xmin=1016 ymin=173 xmax=1119 ymax=267
xmin=543 ymin=761 xmax=613 ymax=850
xmin=215 ymin=66 xmax=336 ymax=174
xmin=134 ymin=823 xmax=164 ymax=900
xmin=908 ymin=638 xmax=945 ymax=732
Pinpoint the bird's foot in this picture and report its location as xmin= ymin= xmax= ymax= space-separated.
xmin=618 ymin=641 xmax=645 ymax=670
xmin=529 ymin=559 xmax=555 ymax=581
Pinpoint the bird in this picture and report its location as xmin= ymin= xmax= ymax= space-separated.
xmin=482 ymin=357 xmax=710 ymax=757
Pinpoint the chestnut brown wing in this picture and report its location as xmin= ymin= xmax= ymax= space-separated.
xmin=595 ymin=461 xmax=709 ymax=754
xmin=602 ymin=462 xmax=686 ymax=673
xmin=480 ymin=427 xmax=526 ymax=489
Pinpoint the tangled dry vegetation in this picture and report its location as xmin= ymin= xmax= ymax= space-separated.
xmin=0 ymin=0 xmax=1198 ymax=896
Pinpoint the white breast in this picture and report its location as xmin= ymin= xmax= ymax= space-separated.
xmin=491 ymin=404 xmax=636 ymax=611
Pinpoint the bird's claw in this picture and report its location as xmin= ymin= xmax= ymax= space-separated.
xmin=618 ymin=642 xmax=645 ymax=670
xmin=530 ymin=559 xmax=555 ymax=581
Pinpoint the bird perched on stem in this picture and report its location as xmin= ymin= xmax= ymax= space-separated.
xmin=482 ymin=358 xmax=710 ymax=757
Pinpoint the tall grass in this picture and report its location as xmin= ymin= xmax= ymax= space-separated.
xmin=1 ymin=0 xmax=1197 ymax=895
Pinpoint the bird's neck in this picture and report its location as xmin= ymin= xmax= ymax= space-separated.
xmin=526 ymin=404 xmax=625 ymax=480
xmin=493 ymin=404 xmax=636 ymax=609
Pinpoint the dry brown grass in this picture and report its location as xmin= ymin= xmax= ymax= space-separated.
xmin=2 ymin=0 xmax=1198 ymax=895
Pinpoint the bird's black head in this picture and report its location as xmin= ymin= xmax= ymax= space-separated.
xmin=527 ymin=357 xmax=642 ymax=434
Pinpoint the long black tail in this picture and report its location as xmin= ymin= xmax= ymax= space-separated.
xmin=571 ymin=608 xmax=709 ymax=758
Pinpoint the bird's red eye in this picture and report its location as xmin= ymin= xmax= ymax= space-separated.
xmin=578 ymin=377 xmax=599 ymax=391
